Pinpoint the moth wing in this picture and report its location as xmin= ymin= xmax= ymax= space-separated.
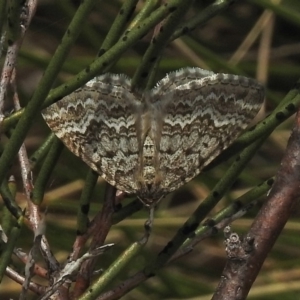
xmin=42 ymin=75 xmax=144 ymax=194
xmin=151 ymin=72 xmax=264 ymax=193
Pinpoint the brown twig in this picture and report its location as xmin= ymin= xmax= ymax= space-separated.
xmin=14 ymin=248 xmax=48 ymax=278
xmin=73 ymin=184 xmax=116 ymax=297
xmin=0 ymin=1 xmax=37 ymax=118
xmin=5 ymin=266 xmax=45 ymax=295
xmin=212 ymin=106 xmax=300 ymax=300
xmin=7 ymin=16 xmax=59 ymax=296
xmin=11 ymin=68 xmax=59 ymax=273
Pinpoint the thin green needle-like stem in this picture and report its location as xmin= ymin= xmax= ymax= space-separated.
xmin=132 ymin=0 xmax=192 ymax=89
xmin=182 ymin=177 xmax=275 ymax=250
xmin=77 ymin=169 xmax=99 ymax=235
xmin=29 ymin=133 xmax=56 ymax=170
xmin=6 ymin=0 xmax=24 ymax=44
xmin=113 ymin=199 xmax=143 ymax=224
xmin=43 ymin=0 xmax=180 ymax=106
xmin=250 ymin=0 xmax=300 ymax=28
xmin=171 ymin=0 xmax=236 ymax=41
xmin=80 ymin=238 xmax=148 ymax=300
xmin=128 ymin=0 xmax=159 ymax=30
xmin=1 ymin=178 xmax=19 ymax=235
xmin=209 ymin=178 xmax=274 ymax=226
xmin=145 ymin=57 xmax=161 ymax=90
xmin=56 ymin=1 xmax=100 ymax=49
xmin=98 ymin=0 xmax=139 ymax=55
xmin=32 ymin=137 xmax=63 ymax=205
xmin=0 ymin=216 xmax=23 ymax=283
xmin=0 ymin=0 xmax=7 ymax=39
xmin=0 ymin=0 xmax=100 ymax=186
xmin=1 ymin=0 xmax=179 ymax=132
xmin=0 ymin=179 xmax=22 ymax=220
xmin=144 ymin=136 xmax=266 ymax=276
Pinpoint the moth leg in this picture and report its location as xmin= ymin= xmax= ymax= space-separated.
xmin=139 ymin=207 xmax=155 ymax=245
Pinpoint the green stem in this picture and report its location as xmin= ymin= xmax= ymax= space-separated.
xmin=171 ymin=0 xmax=236 ymax=40
xmin=32 ymin=137 xmax=63 ymax=205
xmin=0 ymin=0 xmax=100 ymax=185
xmin=144 ymin=136 xmax=266 ymax=276
xmin=0 ymin=216 xmax=23 ymax=283
xmin=132 ymin=0 xmax=192 ymax=89
xmin=0 ymin=178 xmax=22 ymax=220
xmin=80 ymin=239 xmax=147 ymax=300
xmin=250 ymin=0 xmax=300 ymax=28
xmin=29 ymin=133 xmax=56 ymax=170
xmin=77 ymin=169 xmax=99 ymax=235
xmin=6 ymin=0 xmax=23 ymax=44
xmin=128 ymin=0 xmax=159 ymax=30
xmin=0 ymin=0 xmax=7 ymax=38
xmin=184 ymin=177 xmax=275 ymax=248
xmin=99 ymin=0 xmax=139 ymax=55
xmin=1 ymin=0 xmax=180 ymax=132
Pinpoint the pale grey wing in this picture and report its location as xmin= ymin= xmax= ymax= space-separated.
xmin=152 ymin=73 xmax=264 ymax=193
xmin=42 ymin=78 xmax=144 ymax=195
xmin=94 ymin=73 xmax=133 ymax=91
xmin=152 ymin=67 xmax=215 ymax=98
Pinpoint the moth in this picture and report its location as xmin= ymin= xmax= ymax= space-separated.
xmin=42 ymin=68 xmax=264 ymax=207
